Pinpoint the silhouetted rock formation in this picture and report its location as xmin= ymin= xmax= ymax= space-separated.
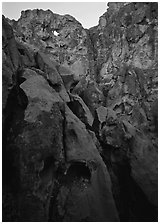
xmin=2 ymin=2 xmax=158 ymax=222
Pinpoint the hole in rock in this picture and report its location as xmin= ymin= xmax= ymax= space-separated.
xmin=53 ymin=30 xmax=59 ymax=36
xmin=48 ymin=162 xmax=92 ymax=221
xmin=64 ymin=162 xmax=91 ymax=185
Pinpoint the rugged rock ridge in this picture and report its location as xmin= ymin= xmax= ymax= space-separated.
xmin=2 ymin=2 xmax=158 ymax=222
xmin=9 ymin=9 xmax=95 ymax=81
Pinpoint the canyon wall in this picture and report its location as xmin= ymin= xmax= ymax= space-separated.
xmin=2 ymin=2 xmax=158 ymax=221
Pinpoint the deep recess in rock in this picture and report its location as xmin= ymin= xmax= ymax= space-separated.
xmin=101 ymin=142 xmax=158 ymax=221
xmin=2 ymin=2 xmax=158 ymax=222
xmin=64 ymin=162 xmax=91 ymax=182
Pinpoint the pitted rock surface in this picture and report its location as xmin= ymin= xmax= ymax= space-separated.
xmin=3 ymin=2 xmax=158 ymax=222
xmin=10 ymin=9 xmax=95 ymax=81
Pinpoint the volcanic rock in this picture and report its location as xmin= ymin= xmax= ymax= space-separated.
xmin=2 ymin=2 xmax=158 ymax=222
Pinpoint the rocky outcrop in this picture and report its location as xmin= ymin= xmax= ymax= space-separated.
xmin=50 ymin=106 xmax=119 ymax=221
xmin=3 ymin=2 xmax=158 ymax=222
xmin=2 ymin=14 xmax=119 ymax=222
xmin=89 ymin=2 xmax=158 ymax=219
xmin=10 ymin=9 xmax=95 ymax=81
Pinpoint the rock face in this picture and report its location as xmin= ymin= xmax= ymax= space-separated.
xmin=2 ymin=12 xmax=118 ymax=222
xmin=10 ymin=9 xmax=95 ymax=81
xmin=50 ymin=106 xmax=119 ymax=221
xmin=3 ymin=2 xmax=158 ymax=222
xmin=89 ymin=3 xmax=158 ymax=214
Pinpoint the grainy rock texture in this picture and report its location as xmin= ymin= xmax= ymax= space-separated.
xmin=10 ymin=9 xmax=95 ymax=81
xmin=3 ymin=2 xmax=158 ymax=222
xmin=89 ymin=2 xmax=158 ymax=214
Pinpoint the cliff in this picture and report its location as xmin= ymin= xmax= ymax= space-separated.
xmin=2 ymin=2 xmax=158 ymax=221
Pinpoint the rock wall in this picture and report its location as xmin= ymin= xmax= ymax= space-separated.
xmin=2 ymin=14 xmax=118 ymax=222
xmin=89 ymin=3 xmax=158 ymax=220
xmin=2 ymin=2 xmax=158 ymax=222
xmin=89 ymin=1 xmax=158 ymax=211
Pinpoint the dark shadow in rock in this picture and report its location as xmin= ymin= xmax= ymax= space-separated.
xmin=48 ymin=161 xmax=91 ymax=221
xmin=66 ymin=162 xmax=91 ymax=182
xmin=101 ymin=144 xmax=158 ymax=222
xmin=60 ymin=162 xmax=91 ymax=186
xmin=3 ymin=86 xmax=27 ymax=190
xmin=70 ymin=80 xmax=79 ymax=93
xmin=2 ymin=84 xmax=28 ymax=221
xmin=47 ymin=80 xmax=61 ymax=92
xmin=39 ymin=156 xmax=55 ymax=179
xmin=18 ymin=48 xmax=26 ymax=56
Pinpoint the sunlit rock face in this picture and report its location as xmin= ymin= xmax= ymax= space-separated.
xmin=2 ymin=2 xmax=158 ymax=222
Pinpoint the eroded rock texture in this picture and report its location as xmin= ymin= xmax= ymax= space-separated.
xmin=3 ymin=2 xmax=158 ymax=222
xmin=89 ymin=3 xmax=158 ymax=220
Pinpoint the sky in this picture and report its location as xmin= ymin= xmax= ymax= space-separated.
xmin=2 ymin=2 xmax=108 ymax=29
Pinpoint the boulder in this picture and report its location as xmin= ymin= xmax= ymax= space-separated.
xmin=73 ymin=81 xmax=104 ymax=116
xmin=16 ymin=41 xmax=36 ymax=67
xmin=93 ymin=106 xmax=117 ymax=138
xmin=68 ymin=93 xmax=94 ymax=127
xmin=35 ymin=51 xmax=70 ymax=102
xmin=96 ymin=106 xmax=108 ymax=124
xmin=20 ymin=73 xmax=63 ymax=123
xmin=58 ymin=65 xmax=75 ymax=91
xmin=3 ymin=71 xmax=64 ymax=221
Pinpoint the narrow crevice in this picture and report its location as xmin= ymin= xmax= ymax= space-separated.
xmin=48 ymin=179 xmax=61 ymax=221
xmin=60 ymin=107 xmax=67 ymax=162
